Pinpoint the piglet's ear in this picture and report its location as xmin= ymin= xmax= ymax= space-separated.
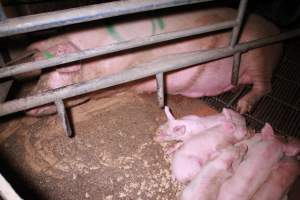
xmin=173 ymin=125 xmax=186 ymax=136
xmin=222 ymin=108 xmax=232 ymax=120
xmin=261 ymin=123 xmax=275 ymax=140
xmin=164 ymin=106 xmax=175 ymax=121
xmin=223 ymin=121 xmax=236 ymax=133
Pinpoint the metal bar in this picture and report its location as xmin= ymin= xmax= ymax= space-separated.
xmin=0 ymin=5 xmax=13 ymax=102
xmin=231 ymin=52 xmax=241 ymax=85
xmin=226 ymin=85 xmax=246 ymax=108
xmin=0 ymin=50 xmax=13 ymax=102
xmin=230 ymin=0 xmax=248 ymax=47
xmin=0 ymin=0 xmax=214 ymax=38
xmin=156 ymin=72 xmax=165 ymax=107
xmin=0 ymin=173 xmax=23 ymax=200
xmin=55 ymin=99 xmax=73 ymax=137
xmin=0 ymin=3 xmax=6 ymax=20
xmin=230 ymin=0 xmax=248 ymax=85
xmin=0 ymin=20 xmax=237 ymax=79
xmin=1 ymin=28 xmax=300 ymax=117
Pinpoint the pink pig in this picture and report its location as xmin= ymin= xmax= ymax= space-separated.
xmin=180 ymin=144 xmax=247 ymax=200
xmin=217 ymin=123 xmax=286 ymax=200
xmin=25 ymin=7 xmax=282 ymax=116
xmin=155 ymin=106 xmax=247 ymax=143
xmin=171 ymin=119 xmax=248 ymax=183
xmin=252 ymin=157 xmax=300 ymax=200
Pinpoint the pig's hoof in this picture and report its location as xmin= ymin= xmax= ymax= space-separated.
xmin=236 ymin=100 xmax=252 ymax=114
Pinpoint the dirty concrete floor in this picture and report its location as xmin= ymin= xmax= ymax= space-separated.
xmin=0 ymin=92 xmax=217 ymax=200
xmin=1 ymin=92 xmax=299 ymax=200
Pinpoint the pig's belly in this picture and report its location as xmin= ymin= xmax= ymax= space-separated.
xmin=179 ymin=58 xmax=235 ymax=97
xmin=133 ymin=56 xmax=237 ymax=96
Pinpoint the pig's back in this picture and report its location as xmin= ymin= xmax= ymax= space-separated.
xmin=29 ymin=7 xmax=238 ymax=51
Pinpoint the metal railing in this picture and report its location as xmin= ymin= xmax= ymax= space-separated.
xmin=1 ymin=0 xmax=300 ymax=138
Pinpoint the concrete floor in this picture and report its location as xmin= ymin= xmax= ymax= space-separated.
xmin=0 ymin=92 xmax=299 ymax=199
xmin=0 ymin=92 xmax=216 ymax=200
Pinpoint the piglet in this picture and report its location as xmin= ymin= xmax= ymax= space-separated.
xmin=217 ymin=123 xmax=285 ymax=200
xmin=154 ymin=106 xmax=247 ymax=143
xmin=171 ymin=118 xmax=248 ymax=183
xmin=252 ymin=157 xmax=300 ymax=200
xmin=180 ymin=144 xmax=247 ymax=200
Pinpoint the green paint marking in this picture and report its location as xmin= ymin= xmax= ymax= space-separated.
xmin=43 ymin=51 xmax=54 ymax=59
xmin=151 ymin=19 xmax=156 ymax=35
xmin=156 ymin=17 xmax=165 ymax=30
xmin=151 ymin=17 xmax=165 ymax=35
xmin=106 ymin=24 xmax=123 ymax=42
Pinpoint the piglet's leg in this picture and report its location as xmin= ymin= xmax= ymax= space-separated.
xmin=165 ymin=142 xmax=183 ymax=155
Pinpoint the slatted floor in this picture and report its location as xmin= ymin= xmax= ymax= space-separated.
xmin=201 ymin=41 xmax=300 ymax=138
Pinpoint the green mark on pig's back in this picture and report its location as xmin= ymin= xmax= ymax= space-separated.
xmin=106 ymin=24 xmax=123 ymax=42
xmin=43 ymin=51 xmax=54 ymax=59
xmin=151 ymin=17 xmax=165 ymax=35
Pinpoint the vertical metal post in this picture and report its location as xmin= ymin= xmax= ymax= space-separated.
xmin=55 ymin=99 xmax=73 ymax=137
xmin=0 ymin=3 xmax=13 ymax=103
xmin=0 ymin=3 xmax=6 ymax=20
xmin=230 ymin=0 xmax=248 ymax=86
xmin=156 ymin=72 xmax=165 ymax=108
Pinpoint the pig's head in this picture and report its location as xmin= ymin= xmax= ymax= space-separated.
xmin=154 ymin=106 xmax=205 ymax=142
xmin=222 ymin=108 xmax=249 ymax=141
xmin=154 ymin=106 xmax=188 ymax=142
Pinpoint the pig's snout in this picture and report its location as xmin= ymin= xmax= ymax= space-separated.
xmin=154 ymin=128 xmax=169 ymax=142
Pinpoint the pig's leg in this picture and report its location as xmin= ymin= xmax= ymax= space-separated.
xmin=236 ymin=81 xmax=271 ymax=113
xmin=165 ymin=142 xmax=183 ymax=155
xmin=236 ymin=45 xmax=276 ymax=114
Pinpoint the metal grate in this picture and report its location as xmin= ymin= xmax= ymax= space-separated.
xmin=201 ymin=42 xmax=300 ymax=138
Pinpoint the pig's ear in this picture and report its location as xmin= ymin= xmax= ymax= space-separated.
xmin=173 ymin=125 xmax=186 ymax=136
xmin=261 ymin=123 xmax=275 ymax=140
xmin=223 ymin=121 xmax=236 ymax=133
xmin=222 ymin=108 xmax=232 ymax=120
xmin=164 ymin=106 xmax=175 ymax=121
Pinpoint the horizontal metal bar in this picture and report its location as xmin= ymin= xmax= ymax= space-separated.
xmin=1 ymin=28 xmax=300 ymax=117
xmin=0 ymin=20 xmax=237 ymax=79
xmin=0 ymin=0 xmax=214 ymax=38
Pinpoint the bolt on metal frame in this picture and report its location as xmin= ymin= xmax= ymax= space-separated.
xmin=1 ymin=0 xmax=300 ymax=137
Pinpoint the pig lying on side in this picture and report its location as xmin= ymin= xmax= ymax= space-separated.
xmin=171 ymin=117 xmax=248 ymax=183
xmin=25 ymin=7 xmax=282 ymax=116
xmin=180 ymin=144 xmax=247 ymax=200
